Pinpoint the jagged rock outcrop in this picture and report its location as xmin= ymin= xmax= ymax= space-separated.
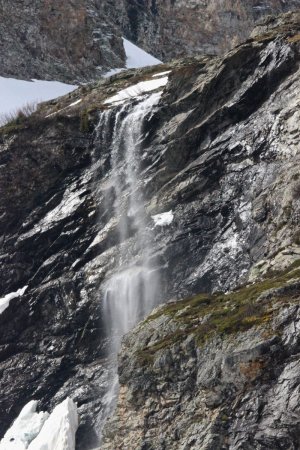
xmin=0 ymin=0 xmax=125 ymax=82
xmin=1 ymin=10 xmax=300 ymax=449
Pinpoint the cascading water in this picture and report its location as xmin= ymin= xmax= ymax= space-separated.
xmin=96 ymin=92 xmax=162 ymax=437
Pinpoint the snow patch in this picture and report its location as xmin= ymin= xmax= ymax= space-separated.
xmin=0 ymin=286 xmax=28 ymax=314
xmin=68 ymin=99 xmax=82 ymax=108
xmin=0 ymin=77 xmax=77 ymax=123
xmin=0 ymin=398 xmax=78 ymax=450
xmin=152 ymin=71 xmax=171 ymax=78
xmin=46 ymin=98 xmax=82 ymax=118
xmin=104 ymin=76 xmax=168 ymax=105
xmin=0 ymin=401 xmax=48 ymax=449
xmin=152 ymin=210 xmax=174 ymax=227
xmin=123 ymin=38 xmax=161 ymax=68
xmin=103 ymin=38 xmax=161 ymax=78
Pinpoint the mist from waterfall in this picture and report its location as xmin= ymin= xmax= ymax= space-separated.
xmin=99 ymin=93 xmax=161 ymax=349
xmin=96 ymin=93 xmax=162 ymax=438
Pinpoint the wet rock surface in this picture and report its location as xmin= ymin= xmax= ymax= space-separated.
xmin=1 ymin=11 xmax=300 ymax=449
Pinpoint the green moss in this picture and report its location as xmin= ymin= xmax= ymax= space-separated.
xmin=294 ymin=231 xmax=300 ymax=246
xmin=137 ymin=260 xmax=300 ymax=365
xmin=80 ymin=110 xmax=90 ymax=133
xmin=0 ymin=122 xmax=25 ymax=135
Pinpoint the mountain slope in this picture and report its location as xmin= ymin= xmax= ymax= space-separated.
xmin=1 ymin=1 xmax=300 ymax=83
xmin=119 ymin=0 xmax=300 ymax=60
xmin=1 ymin=10 xmax=300 ymax=450
xmin=0 ymin=0 xmax=125 ymax=82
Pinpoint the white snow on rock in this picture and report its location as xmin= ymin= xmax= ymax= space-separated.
xmin=103 ymin=38 xmax=161 ymax=78
xmin=123 ymin=38 xmax=161 ymax=68
xmin=0 ymin=286 xmax=28 ymax=314
xmin=28 ymin=398 xmax=78 ymax=450
xmin=152 ymin=210 xmax=174 ymax=227
xmin=0 ymin=398 xmax=78 ymax=450
xmin=104 ymin=76 xmax=168 ymax=105
xmin=152 ymin=71 xmax=171 ymax=78
xmin=0 ymin=77 xmax=77 ymax=124
xmin=0 ymin=401 xmax=49 ymax=450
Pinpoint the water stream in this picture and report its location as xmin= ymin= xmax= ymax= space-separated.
xmin=96 ymin=92 xmax=162 ymax=437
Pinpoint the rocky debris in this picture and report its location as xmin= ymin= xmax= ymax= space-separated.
xmin=1 ymin=11 xmax=300 ymax=449
xmin=0 ymin=0 xmax=125 ymax=82
xmin=102 ymin=268 xmax=300 ymax=449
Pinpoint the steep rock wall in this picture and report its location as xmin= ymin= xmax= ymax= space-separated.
xmin=119 ymin=0 xmax=300 ymax=60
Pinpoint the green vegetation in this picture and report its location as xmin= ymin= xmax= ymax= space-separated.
xmin=136 ymin=260 xmax=300 ymax=365
xmin=79 ymin=109 xmax=90 ymax=133
xmin=288 ymin=34 xmax=300 ymax=43
xmin=0 ymin=102 xmax=38 ymax=135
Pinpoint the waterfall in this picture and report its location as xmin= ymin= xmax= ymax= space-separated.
xmin=96 ymin=92 xmax=162 ymax=437
xmin=100 ymin=92 xmax=161 ymax=347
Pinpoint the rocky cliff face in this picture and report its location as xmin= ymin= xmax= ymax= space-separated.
xmin=103 ymin=273 xmax=300 ymax=449
xmin=1 ymin=1 xmax=300 ymax=82
xmin=0 ymin=0 xmax=125 ymax=82
xmin=120 ymin=0 xmax=300 ymax=60
xmin=1 ymin=10 xmax=300 ymax=450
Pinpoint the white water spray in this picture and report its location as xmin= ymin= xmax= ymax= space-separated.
xmin=100 ymin=93 xmax=162 ymax=348
xmin=96 ymin=93 xmax=162 ymax=438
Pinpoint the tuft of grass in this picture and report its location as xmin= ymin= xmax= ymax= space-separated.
xmin=0 ymin=102 xmax=38 ymax=134
xmin=79 ymin=109 xmax=90 ymax=133
xmin=287 ymin=34 xmax=300 ymax=43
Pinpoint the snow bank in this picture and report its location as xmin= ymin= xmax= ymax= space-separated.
xmin=152 ymin=210 xmax=174 ymax=227
xmin=104 ymin=76 xmax=168 ymax=105
xmin=0 ymin=398 xmax=78 ymax=450
xmin=0 ymin=401 xmax=48 ymax=449
xmin=103 ymin=38 xmax=161 ymax=78
xmin=123 ymin=38 xmax=161 ymax=68
xmin=28 ymin=398 xmax=78 ymax=450
xmin=0 ymin=286 xmax=28 ymax=314
xmin=0 ymin=77 xmax=77 ymax=123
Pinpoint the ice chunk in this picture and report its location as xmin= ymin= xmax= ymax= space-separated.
xmin=152 ymin=210 xmax=174 ymax=227
xmin=28 ymin=398 xmax=78 ymax=450
xmin=0 ymin=286 xmax=28 ymax=314
xmin=0 ymin=401 xmax=49 ymax=449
